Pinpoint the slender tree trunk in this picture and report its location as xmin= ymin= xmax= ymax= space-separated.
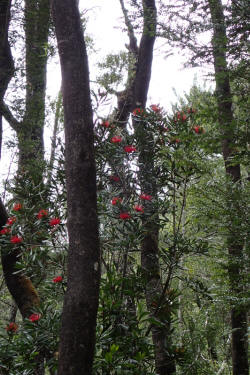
xmin=114 ymin=1 xmax=176 ymax=373
xmin=133 ymin=2 xmax=176 ymax=373
xmin=208 ymin=1 xmax=249 ymax=374
xmin=0 ymin=0 xmax=14 ymax=158
xmin=19 ymin=0 xmax=50 ymax=184
xmin=51 ymin=1 xmax=100 ymax=374
xmin=0 ymin=0 xmax=43 ymax=321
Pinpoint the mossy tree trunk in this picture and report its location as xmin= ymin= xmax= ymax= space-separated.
xmin=208 ymin=1 xmax=249 ymax=374
xmin=0 ymin=0 xmax=50 ymax=323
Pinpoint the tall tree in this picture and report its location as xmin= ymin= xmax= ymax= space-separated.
xmin=110 ymin=1 xmax=176 ymax=373
xmin=0 ymin=0 xmax=13 ymax=158
xmin=0 ymin=0 xmax=50 ymax=320
xmin=208 ymin=0 xmax=249 ymax=374
xmin=51 ymin=1 xmax=100 ymax=374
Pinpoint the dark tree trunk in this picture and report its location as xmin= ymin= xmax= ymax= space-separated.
xmin=0 ymin=0 xmax=42 ymax=321
xmin=51 ymin=1 xmax=100 ymax=374
xmin=0 ymin=0 xmax=50 ymax=321
xmin=114 ymin=1 xmax=176 ymax=373
xmin=0 ymin=197 xmax=40 ymax=318
xmin=0 ymin=0 xmax=14 ymax=158
xmin=208 ymin=1 xmax=249 ymax=374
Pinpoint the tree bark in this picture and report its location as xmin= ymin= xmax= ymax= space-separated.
xmin=208 ymin=1 xmax=249 ymax=374
xmin=19 ymin=0 xmax=50 ymax=183
xmin=114 ymin=1 xmax=176 ymax=373
xmin=0 ymin=0 xmax=42 ymax=321
xmin=0 ymin=197 xmax=40 ymax=318
xmin=51 ymin=1 xmax=100 ymax=374
xmin=0 ymin=0 xmax=14 ymax=158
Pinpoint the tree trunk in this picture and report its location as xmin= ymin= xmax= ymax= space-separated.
xmin=0 ymin=0 xmax=43 ymax=321
xmin=208 ymin=1 xmax=249 ymax=374
xmin=114 ymin=1 xmax=176 ymax=373
xmin=0 ymin=0 xmax=14 ymax=157
xmin=51 ymin=1 xmax=100 ymax=374
xmin=19 ymin=0 xmax=50 ymax=184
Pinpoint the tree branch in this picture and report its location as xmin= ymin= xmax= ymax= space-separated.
xmin=0 ymin=101 xmax=21 ymax=131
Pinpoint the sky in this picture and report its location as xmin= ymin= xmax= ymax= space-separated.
xmin=47 ymin=0 xmax=209 ymax=107
xmin=1 ymin=0 xmax=211 ymax=189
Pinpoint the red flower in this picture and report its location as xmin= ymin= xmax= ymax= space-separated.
xmin=53 ymin=276 xmax=63 ymax=283
xmin=10 ymin=236 xmax=23 ymax=244
xmin=0 ymin=228 xmax=10 ymax=235
xmin=132 ymin=108 xmax=144 ymax=116
xmin=140 ymin=194 xmax=152 ymax=201
xmin=119 ymin=212 xmax=131 ymax=220
xmin=5 ymin=322 xmax=18 ymax=332
xmin=171 ymin=138 xmax=181 ymax=144
xmin=176 ymin=112 xmax=187 ymax=122
xmin=7 ymin=217 xmax=16 ymax=226
xmin=111 ymin=197 xmax=122 ymax=205
xmin=124 ymin=145 xmax=137 ymax=153
xmin=101 ymin=121 xmax=110 ymax=128
xmin=29 ymin=313 xmax=41 ymax=322
xmin=13 ymin=203 xmax=22 ymax=211
xmin=193 ymin=126 xmax=204 ymax=134
xmin=134 ymin=205 xmax=144 ymax=213
xmin=150 ymin=104 xmax=161 ymax=113
xmin=111 ymin=136 xmax=122 ymax=143
xmin=109 ymin=175 xmax=120 ymax=182
xmin=49 ymin=218 xmax=61 ymax=226
xmin=37 ymin=209 xmax=48 ymax=219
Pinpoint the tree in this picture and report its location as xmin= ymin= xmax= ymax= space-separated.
xmin=208 ymin=1 xmax=249 ymax=374
xmin=99 ymin=1 xmax=176 ymax=373
xmin=0 ymin=0 xmax=50 ymax=322
xmin=0 ymin=0 xmax=13 ymax=158
xmin=51 ymin=0 xmax=100 ymax=374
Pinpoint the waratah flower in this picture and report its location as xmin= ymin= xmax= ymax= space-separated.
xmin=132 ymin=108 xmax=144 ymax=116
xmin=49 ymin=218 xmax=61 ymax=226
xmin=13 ymin=203 xmax=22 ymax=211
xmin=101 ymin=121 xmax=110 ymax=128
xmin=7 ymin=217 xmax=16 ymax=226
xmin=111 ymin=197 xmax=122 ymax=205
xmin=111 ymin=136 xmax=122 ymax=143
xmin=0 ymin=228 xmax=10 ymax=235
xmin=176 ymin=112 xmax=187 ymax=122
xmin=109 ymin=175 xmax=120 ymax=182
xmin=119 ymin=212 xmax=131 ymax=220
xmin=124 ymin=145 xmax=137 ymax=153
xmin=140 ymin=194 xmax=152 ymax=201
xmin=171 ymin=138 xmax=181 ymax=144
xmin=37 ymin=209 xmax=48 ymax=219
xmin=150 ymin=104 xmax=161 ymax=113
xmin=53 ymin=276 xmax=63 ymax=283
xmin=10 ymin=236 xmax=23 ymax=244
xmin=134 ymin=205 xmax=144 ymax=213
xmin=193 ymin=126 xmax=204 ymax=134
xmin=29 ymin=314 xmax=41 ymax=322
xmin=5 ymin=322 xmax=18 ymax=332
